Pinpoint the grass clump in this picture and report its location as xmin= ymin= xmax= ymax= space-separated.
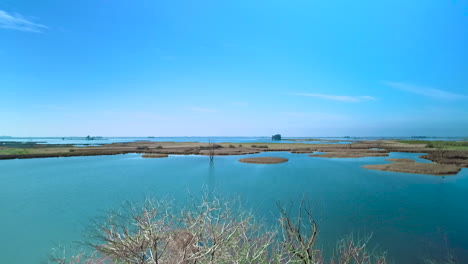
xmin=251 ymin=144 xmax=269 ymax=148
xmin=136 ymin=146 xmax=150 ymax=150
xmin=0 ymin=148 xmax=30 ymax=155
xmin=397 ymin=140 xmax=468 ymax=150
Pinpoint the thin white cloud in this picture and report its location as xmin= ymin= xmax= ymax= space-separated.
xmin=290 ymin=93 xmax=376 ymax=102
xmin=0 ymin=10 xmax=47 ymax=33
xmin=190 ymin=107 xmax=217 ymax=113
xmin=384 ymin=81 xmax=468 ymax=100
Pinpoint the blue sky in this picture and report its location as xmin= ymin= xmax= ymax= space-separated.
xmin=1 ymin=0 xmax=467 ymax=137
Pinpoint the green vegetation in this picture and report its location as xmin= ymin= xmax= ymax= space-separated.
xmin=272 ymin=134 xmax=282 ymax=141
xmin=397 ymin=140 xmax=468 ymax=150
xmin=0 ymin=148 xmax=30 ymax=155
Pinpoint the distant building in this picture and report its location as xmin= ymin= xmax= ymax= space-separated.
xmin=272 ymin=134 xmax=281 ymax=141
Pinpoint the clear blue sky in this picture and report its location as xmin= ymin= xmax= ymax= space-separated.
xmin=1 ymin=0 xmax=467 ymax=137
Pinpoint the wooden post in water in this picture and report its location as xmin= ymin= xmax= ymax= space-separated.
xmin=209 ymin=140 xmax=214 ymax=162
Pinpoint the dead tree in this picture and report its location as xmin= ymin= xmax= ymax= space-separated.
xmin=209 ymin=140 xmax=215 ymax=162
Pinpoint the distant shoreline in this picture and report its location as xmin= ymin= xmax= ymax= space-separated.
xmin=1 ymin=140 xmax=467 ymax=176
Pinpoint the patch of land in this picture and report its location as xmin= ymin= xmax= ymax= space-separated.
xmin=238 ymin=157 xmax=288 ymax=164
xmin=419 ymin=151 xmax=468 ymax=168
xmin=396 ymin=140 xmax=468 ymax=151
xmin=309 ymin=150 xmax=389 ymax=158
xmin=363 ymin=163 xmax=461 ymax=176
xmin=386 ymin=158 xmax=415 ymax=163
xmin=382 ymin=140 xmax=468 ymax=168
xmin=290 ymin=148 xmax=314 ymax=154
xmin=1 ymin=140 xmax=467 ymax=176
xmin=142 ymin=154 xmax=169 ymax=158
xmin=284 ymin=138 xmax=342 ymax=143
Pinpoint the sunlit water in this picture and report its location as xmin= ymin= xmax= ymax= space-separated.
xmin=0 ymin=136 xmax=353 ymax=145
xmin=1 ymin=152 xmax=467 ymax=263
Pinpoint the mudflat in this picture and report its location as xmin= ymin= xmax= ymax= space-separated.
xmin=142 ymin=154 xmax=169 ymax=158
xmin=362 ymin=163 xmax=461 ymax=176
xmin=386 ymin=158 xmax=415 ymax=162
xmin=1 ymin=140 xmax=467 ymax=176
xmin=309 ymin=150 xmax=389 ymax=158
xmin=238 ymin=157 xmax=288 ymax=164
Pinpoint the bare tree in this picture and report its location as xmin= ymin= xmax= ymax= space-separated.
xmin=278 ymin=200 xmax=322 ymax=264
xmin=50 ymin=196 xmax=388 ymax=264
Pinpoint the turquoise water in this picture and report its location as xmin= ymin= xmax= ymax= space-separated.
xmin=0 ymin=136 xmax=351 ymax=145
xmin=2 ymin=136 xmax=465 ymax=146
xmin=1 ymin=152 xmax=468 ymax=263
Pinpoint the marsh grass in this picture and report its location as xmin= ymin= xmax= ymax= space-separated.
xmin=397 ymin=140 xmax=468 ymax=150
xmin=251 ymin=145 xmax=269 ymax=148
xmin=0 ymin=148 xmax=31 ymax=155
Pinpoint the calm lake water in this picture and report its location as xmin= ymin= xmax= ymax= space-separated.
xmin=1 ymin=152 xmax=468 ymax=263
xmin=0 ymin=136 xmax=352 ymax=145
xmin=2 ymin=136 xmax=466 ymax=146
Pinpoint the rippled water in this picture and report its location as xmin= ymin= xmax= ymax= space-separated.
xmin=1 ymin=152 xmax=467 ymax=263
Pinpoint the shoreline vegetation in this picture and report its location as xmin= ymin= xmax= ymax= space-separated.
xmin=1 ymin=139 xmax=467 ymax=176
xmin=50 ymin=196 xmax=389 ymax=264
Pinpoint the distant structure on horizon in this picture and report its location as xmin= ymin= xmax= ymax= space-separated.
xmin=272 ymin=134 xmax=282 ymax=141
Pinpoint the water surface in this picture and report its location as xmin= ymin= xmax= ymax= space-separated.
xmin=1 ymin=152 xmax=467 ymax=263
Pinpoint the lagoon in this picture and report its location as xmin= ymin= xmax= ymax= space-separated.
xmin=1 ymin=152 xmax=468 ymax=263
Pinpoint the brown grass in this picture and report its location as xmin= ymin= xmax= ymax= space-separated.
xmin=362 ymin=163 xmax=461 ymax=176
xmin=238 ymin=157 xmax=288 ymax=164
xmin=1 ymin=140 xmax=467 ymax=170
xmin=309 ymin=151 xmax=388 ymax=158
xmin=142 ymin=154 xmax=169 ymax=158
xmin=386 ymin=158 xmax=415 ymax=163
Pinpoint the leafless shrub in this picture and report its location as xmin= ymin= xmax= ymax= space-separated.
xmin=50 ymin=196 xmax=387 ymax=264
xmin=331 ymin=235 xmax=387 ymax=264
xmin=278 ymin=200 xmax=323 ymax=264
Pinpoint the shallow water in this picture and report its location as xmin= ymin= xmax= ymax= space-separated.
xmin=0 ymin=152 xmax=467 ymax=263
xmin=0 ymin=136 xmax=351 ymax=145
xmin=2 ymin=136 xmax=465 ymax=146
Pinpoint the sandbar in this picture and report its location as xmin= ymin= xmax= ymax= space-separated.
xmin=386 ymin=158 xmax=415 ymax=163
xmin=142 ymin=154 xmax=169 ymax=158
xmin=309 ymin=151 xmax=388 ymax=158
xmin=363 ymin=163 xmax=460 ymax=176
xmin=238 ymin=157 xmax=288 ymax=164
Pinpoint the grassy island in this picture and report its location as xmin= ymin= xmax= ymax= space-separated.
xmin=238 ymin=157 xmax=288 ymax=164
xmin=1 ymin=139 xmax=467 ymax=176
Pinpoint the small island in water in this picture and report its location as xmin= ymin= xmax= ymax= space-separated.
xmin=1 ymin=138 xmax=467 ymax=176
